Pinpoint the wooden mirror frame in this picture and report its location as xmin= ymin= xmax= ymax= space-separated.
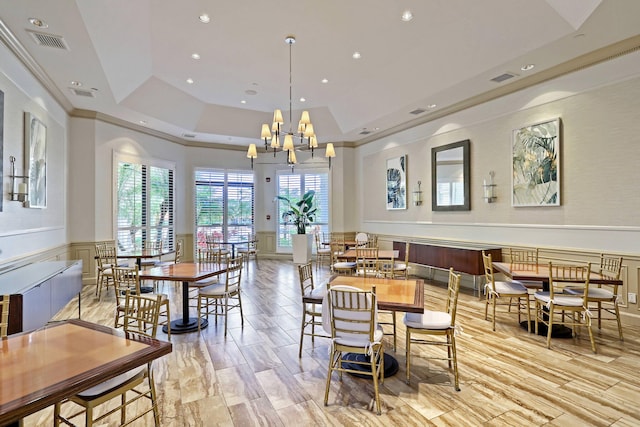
xmin=431 ymin=139 xmax=470 ymax=211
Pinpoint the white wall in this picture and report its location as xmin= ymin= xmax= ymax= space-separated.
xmin=0 ymin=40 xmax=68 ymax=262
xmin=355 ymin=50 xmax=640 ymax=254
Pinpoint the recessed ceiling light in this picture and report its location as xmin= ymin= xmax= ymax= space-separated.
xmin=401 ymin=10 xmax=413 ymax=22
xmin=186 ymin=78 xmax=194 ymax=84
xmin=300 ymin=97 xmax=306 ymax=102
xmin=139 ymin=120 xmax=147 ymax=125
xmin=521 ymin=64 xmax=535 ymax=71
xmin=191 ymin=53 xmax=200 ymax=60
xmin=28 ymin=18 xmax=48 ymax=28
xmin=321 ymin=78 xmax=329 ymax=84
xmin=198 ymin=14 xmax=210 ymax=23
xmin=352 ymin=51 xmax=361 ymax=59
xmin=70 ymin=81 xmax=82 ymax=87
xmin=241 ymin=100 xmax=247 ymax=104
xmin=427 ymin=104 xmax=437 ymax=109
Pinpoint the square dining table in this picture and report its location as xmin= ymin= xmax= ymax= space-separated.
xmin=139 ymin=262 xmax=226 ymax=334
xmin=0 ymin=319 xmax=172 ymax=426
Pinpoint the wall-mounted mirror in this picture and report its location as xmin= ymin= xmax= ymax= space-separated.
xmin=431 ymin=139 xmax=470 ymax=211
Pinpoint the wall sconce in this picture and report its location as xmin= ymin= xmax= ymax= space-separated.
xmin=413 ymin=180 xmax=423 ymax=206
xmin=483 ymin=171 xmax=497 ymax=203
xmin=8 ymin=156 xmax=29 ymax=205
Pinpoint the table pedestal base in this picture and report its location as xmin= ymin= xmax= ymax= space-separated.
xmin=341 ymin=353 xmax=399 ymax=379
xmin=520 ymin=321 xmax=573 ymax=338
xmin=164 ymin=317 xmax=208 ymax=334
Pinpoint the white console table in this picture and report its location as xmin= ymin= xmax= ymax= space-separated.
xmin=0 ymin=260 xmax=82 ymax=334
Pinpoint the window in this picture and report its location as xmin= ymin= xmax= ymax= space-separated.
xmin=194 ymin=169 xmax=254 ymax=249
xmin=115 ymin=154 xmax=175 ymax=252
xmin=277 ymin=169 xmax=329 ymax=250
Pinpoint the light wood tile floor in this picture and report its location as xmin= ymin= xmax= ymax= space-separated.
xmin=24 ymin=260 xmax=640 ymax=426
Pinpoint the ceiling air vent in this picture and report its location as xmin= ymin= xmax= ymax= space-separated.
xmin=491 ymin=72 xmax=517 ymax=83
xmin=27 ymin=30 xmax=69 ymax=50
xmin=409 ymin=108 xmax=426 ymax=115
xmin=359 ymin=130 xmax=372 ymax=135
xmin=182 ymin=133 xmax=197 ymax=138
xmin=69 ymin=88 xmax=95 ymax=98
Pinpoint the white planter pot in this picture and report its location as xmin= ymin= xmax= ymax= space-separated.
xmin=292 ymin=234 xmax=313 ymax=264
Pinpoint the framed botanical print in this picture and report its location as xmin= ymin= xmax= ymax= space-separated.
xmin=512 ymin=118 xmax=560 ymax=207
xmin=386 ymin=155 xmax=407 ymax=210
xmin=25 ymin=112 xmax=47 ymax=208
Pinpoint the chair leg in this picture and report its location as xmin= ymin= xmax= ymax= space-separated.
xmin=324 ymin=349 xmax=334 ymax=406
xmin=492 ymin=296 xmax=497 ymax=331
xmin=372 ymin=351 xmax=382 ymax=415
xmin=299 ymin=311 xmax=306 ymax=358
xmin=405 ymin=328 xmax=411 ymax=384
xmin=546 ymin=304 xmax=554 ymax=349
xmin=450 ymin=332 xmax=460 ymax=391
xmin=614 ymin=303 xmax=624 ymax=341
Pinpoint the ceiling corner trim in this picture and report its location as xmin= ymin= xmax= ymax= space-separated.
xmin=0 ymin=18 xmax=74 ymax=112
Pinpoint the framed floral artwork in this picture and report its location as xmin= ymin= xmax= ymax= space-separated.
xmin=512 ymin=118 xmax=560 ymax=207
xmin=386 ymin=155 xmax=407 ymax=210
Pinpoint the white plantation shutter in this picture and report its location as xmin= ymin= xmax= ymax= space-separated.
xmin=194 ymin=169 xmax=254 ymax=250
xmin=115 ymin=154 xmax=175 ymax=252
xmin=276 ymin=169 xmax=329 ymax=250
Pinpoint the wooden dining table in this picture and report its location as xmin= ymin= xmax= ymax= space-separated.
xmin=492 ymin=261 xmax=623 ymax=337
xmin=338 ymin=249 xmax=399 ymax=261
xmin=492 ymin=262 xmax=623 ymax=289
xmin=0 ymin=319 xmax=172 ymax=426
xmin=117 ymin=248 xmax=175 ymax=268
xmin=140 ymin=262 xmax=226 ymax=334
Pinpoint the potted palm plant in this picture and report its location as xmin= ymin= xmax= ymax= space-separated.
xmin=277 ymin=190 xmax=317 ymax=263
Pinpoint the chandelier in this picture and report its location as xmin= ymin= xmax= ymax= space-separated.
xmin=246 ymin=35 xmax=336 ymax=169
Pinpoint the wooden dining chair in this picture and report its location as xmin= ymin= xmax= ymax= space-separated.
xmin=297 ymin=262 xmax=328 ymax=357
xmin=392 ymin=241 xmax=411 ymax=279
xmin=565 ymin=254 xmax=623 ymax=340
xmin=535 ymin=262 xmax=596 ymax=352
xmin=355 ymin=246 xmax=379 ymax=277
xmin=404 ymin=268 xmax=461 ymax=390
xmin=112 ymin=265 xmax=171 ymax=339
xmin=237 ymin=234 xmax=259 ymax=267
xmin=55 ymin=291 xmax=164 ymax=427
xmin=95 ymin=244 xmax=126 ymax=300
xmin=313 ymin=232 xmax=331 ymax=271
xmin=140 ymin=239 xmax=163 ymax=267
xmin=205 ymin=234 xmax=231 ymax=265
xmin=482 ymin=251 xmax=531 ymax=332
xmin=197 ymin=256 xmax=244 ymax=336
xmin=330 ymin=241 xmax=356 ymax=275
xmin=323 ymin=284 xmax=384 ymax=415
xmin=0 ymin=295 xmax=10 ymax=338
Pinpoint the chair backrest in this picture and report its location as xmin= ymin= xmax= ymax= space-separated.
xmin=404 ymin=241 xmax=410 ymax=264
xmin=356 ymin=246 xmax=379 ymax=277
xmin=548 ymin=261 xmax=591 ymax=302
xmin=314 ymin=232 xmax=323 ymax=251
xmin=482 ymin=251 xmax=496 ymax=291
xmin=298 ymin=262 xmax=314 ymax=297
xmin=225 ymin=256 xmax=243 ymax=291
xmin=198 ymin=247 xmax=218 ymax=265
xmin=96 ymin=245 xmax=119 ymax=268
xmin=174 ymin=241 xmax=183 ymax=263
xmin=142 ymin=240 xmax=163 ymax=251
xmin=112 ymin=266 xmax=142 ymax=306
xmin=445 ymin=268 xmax=462 ymax=326
xmin=367 ymin=234 xmax=378 ymax=248
xmin=600 ymin=254 xmax=622 ymax=280
xmin=325 ymin=284 xmax=377 ymax=344
xmin=355 ymin=232 xmax=368 ymax=247
xmin=330 ymin=241 xmax=346 ymax=265
xmin=123 ymin=291 xmax=162 ymax=338
xmin=509 ymin=248 xmax=539 ymax=272
xmin=0 ymin=295 xmax=10 ymax=338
